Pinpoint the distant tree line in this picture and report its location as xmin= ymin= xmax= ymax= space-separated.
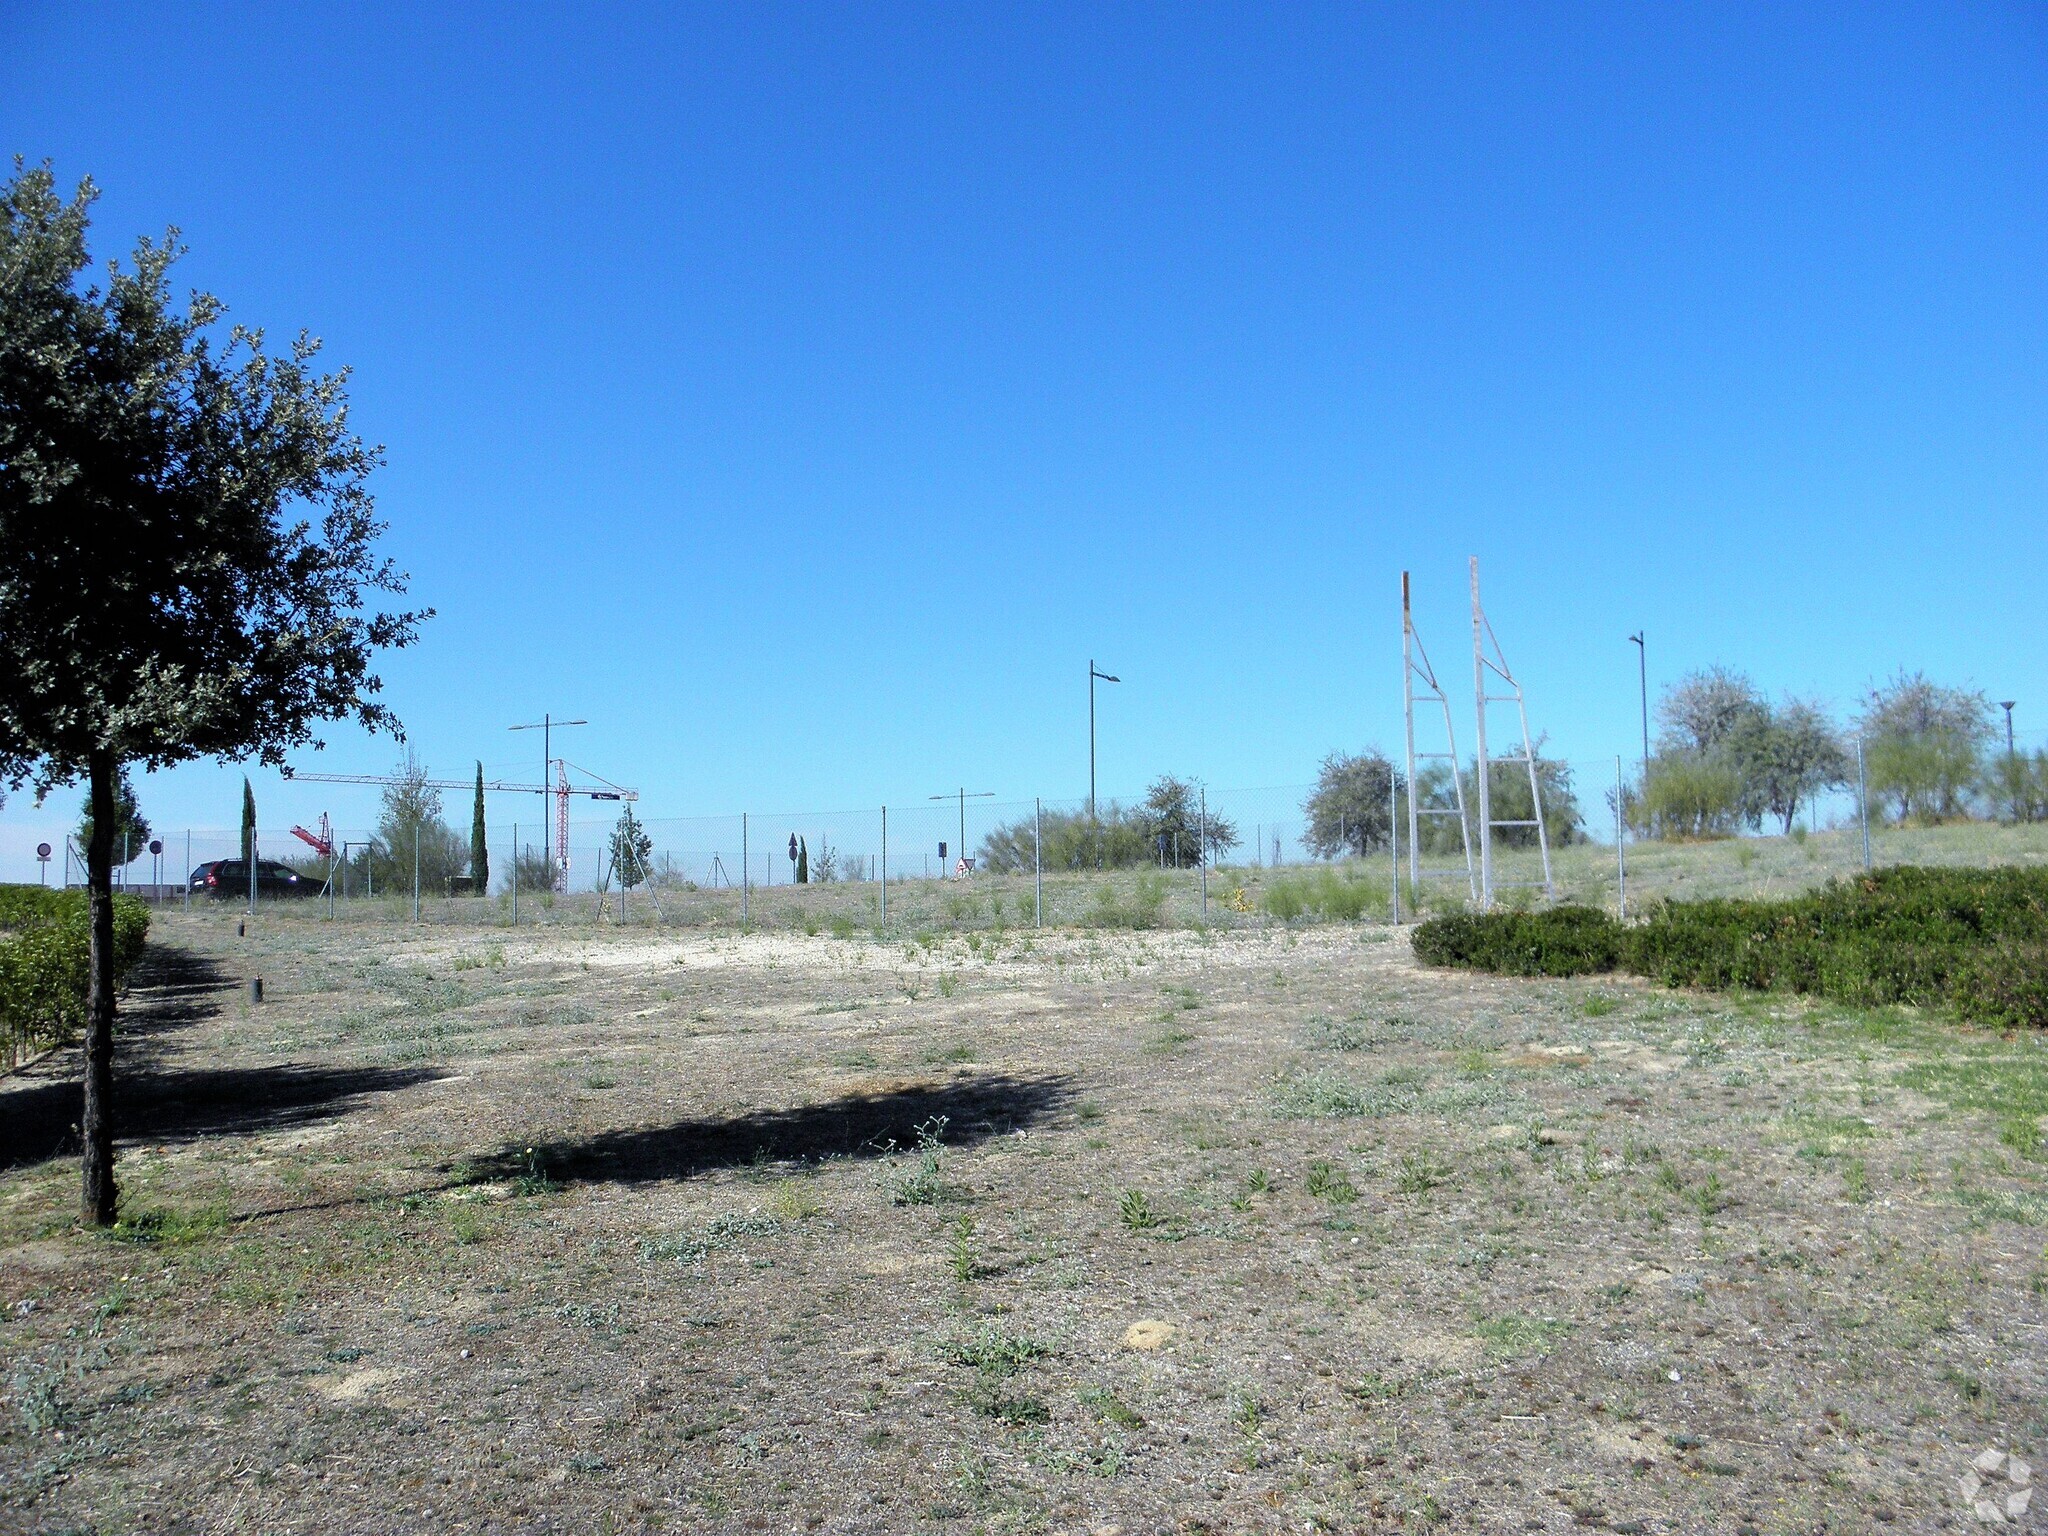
xmin=1638 ymin=668 xmax=2040 ymax=837
xmin=980 ymin=777 xmax=1239 ymax=872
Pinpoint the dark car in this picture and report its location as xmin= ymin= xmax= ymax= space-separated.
xmin=188 ymin=859 xmax=319 ymax=899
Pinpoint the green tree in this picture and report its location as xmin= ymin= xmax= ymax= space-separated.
xmin=1656 ymin=666 xmax=1767 ymax=756
xmin=1725 ymin=698 xmax=1847 ymax=834
xmin=1640 ymin=752 xmax=1744 ymax=839
xmin=1437 ymin=754 xmax=1580 ymax=849
xmin=240 ymin=777 xmax=257 ymax=865
xmin=1302 ymin=750 xmax=1397 ymax=857
xmin=1141 ymin=775 xmax=1236 ymax=867
xmin=1859 ymin=672 xmax=1992 ymax=823
xmin=797 ymin=836 xmax=809 ymax=884
xmin=609 ymin=806 xmax=652 ymax=888
xmin=365 ymin=750 xmax=465 ymax=894
xmin=0 ymin=166 xmax=425 ymax=1222
xmin=1990 ymin=748 xmax=2048 ymax=824
xmin=979 ymin=804 xmax=1152 ymax=872
xmin=77 ymin=768 xmax=150 ymax=867
xmin=469 ymin=762 xmax=489 ymax=892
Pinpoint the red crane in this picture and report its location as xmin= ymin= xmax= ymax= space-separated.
xmin=290 ymin=814 xmax=336 ymax=860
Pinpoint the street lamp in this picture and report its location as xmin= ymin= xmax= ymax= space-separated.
xmin=929 ymin=788 xmax=995 ymax=876
xmin=1627 ymin=633 xmax=1648 ymax=773
xmin=509 ymin=714 xmax=587 ymax=881
xmin=1089 ymin=659 xmax=1120 ymax=819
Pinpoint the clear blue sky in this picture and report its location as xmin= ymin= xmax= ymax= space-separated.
xmin=2 ymin=3 xmax=2043 ymax=860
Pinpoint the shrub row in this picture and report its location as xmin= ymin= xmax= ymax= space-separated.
xmin=1410 ymin=866 xmax=2048 ymax=1029
xmin=0 ymin=885 xmax=151 ymax=1064
xmin=1409 ymin=905 xmax=1622 ymax=976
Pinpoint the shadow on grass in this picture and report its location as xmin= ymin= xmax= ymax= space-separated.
xmin=0 ymin=944 xmax=436 ymax=1169
xmin=461 ymin=1072 xmax=1078 ymax=1186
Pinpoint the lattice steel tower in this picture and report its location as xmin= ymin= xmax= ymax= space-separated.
xmin=1402 ymin=571 xmax=1477 ymax=904
xmin=1469 ymin=557 xmax=1553 ymax=909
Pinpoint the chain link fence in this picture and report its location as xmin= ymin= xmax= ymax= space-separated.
xmin=104 ymin=732 xmax=2048 ymax=929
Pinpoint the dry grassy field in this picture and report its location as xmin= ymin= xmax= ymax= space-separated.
xmin=5 ymin=890 xmax=2048 ymax=1533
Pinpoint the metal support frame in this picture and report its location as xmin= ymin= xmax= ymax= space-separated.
xmin=1402 ymin=571 xmax=1478 ymax=904
xmin=1470 ymin=557 xmax=1553 ymax=910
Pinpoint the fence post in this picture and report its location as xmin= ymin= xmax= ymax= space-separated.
xmin=183 ymin=830 xmax=190 ymax=912
xmin=1857 ymin=736 xmax=1871 ymax=869
xmin=1615 ymin=755 xmax=1627 ymax=921
xmin=1389 ymin=778 xmax=1400 ymax=924
xmin=741 ymin=813 xmax=750 ymax=929
xmin=249 ymin=833 xmax=257 ymax=915
xmin=412 ymin=829 xmax=421 ymax=922
xmin=511 ymin=822 xmax=518 ymax=925
xmin=1198 ymin=790 xmax=1208 ymax=924
xmin=879 ymin=806 xmax=887 ymax=930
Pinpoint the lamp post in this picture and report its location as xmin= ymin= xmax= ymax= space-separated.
xmin=1089 ymin=660 xmax=1120 ymax=819
xmin=930 ymin=789 xmax=994 ymax=876
xmin=1627 ymin=633 xmax=1649 ymax=771
xmin=509 ymin=714 xmax=586 ymax=882
xmin=1628 ymin=632 xmax=1649 ymax=837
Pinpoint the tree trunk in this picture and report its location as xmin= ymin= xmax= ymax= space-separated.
xmin=82 ymin=751 xmax=119 ymax=1226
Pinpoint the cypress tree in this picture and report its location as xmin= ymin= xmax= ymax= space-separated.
xmin=797 ymin=836 xmax=808 ymax=884
xmin=241 ymin=777 xmax=256 ymax=865
xmin=470 ymin=762 xmax=489 ymax=893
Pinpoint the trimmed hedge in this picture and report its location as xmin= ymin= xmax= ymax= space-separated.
xmin=1410 ymin=866 xmax=2048 ymax=1029
xmin=0 ymin=884 xmax=150 ymax=1064
xmin=1409 ymin=905 xmax=1622 ymax=977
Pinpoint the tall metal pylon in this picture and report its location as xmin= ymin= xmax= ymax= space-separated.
xmin=1402 ymin=571 xmax=1477 ymax=904
xmin=1469 ymin=557 xmax=1553 ymax=909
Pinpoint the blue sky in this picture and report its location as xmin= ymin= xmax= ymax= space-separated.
xmin=2 ymin=3 xmax=2043 ymax=863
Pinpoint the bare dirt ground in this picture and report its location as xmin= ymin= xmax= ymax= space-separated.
xmin=4 ymin=906 xmax=2047 ymax=1534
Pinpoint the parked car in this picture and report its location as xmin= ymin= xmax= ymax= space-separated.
xmin=188 ymin=859 xmax=320 ymax=899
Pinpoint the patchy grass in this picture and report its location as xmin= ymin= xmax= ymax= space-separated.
xmin=2 ymin=906 xmax=2043 ymax=1533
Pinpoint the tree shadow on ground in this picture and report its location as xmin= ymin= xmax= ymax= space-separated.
xmin=461 ymin=1073 xmax=1078 ymax=1187
xmin=0 ymin=943 xmax=436 ymax=1169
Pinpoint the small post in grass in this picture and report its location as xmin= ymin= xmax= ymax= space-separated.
xmin=879 ymin=806 xmax=887 ymax=930
xmin=510 ymin=822 xmax=518 ymax=925
xmin=1199 ymin=789 xmax=1208 ymax=924
xmin=741 ymin=812 xmax=750 ymax=929
xmin=1033 ymin=798 xmax=1043 ymax=926
xmin=412 ymin=828 xmax=421 ymax=922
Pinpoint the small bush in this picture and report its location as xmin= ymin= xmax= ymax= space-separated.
xmin=1410 ymin=905 xmax=1621 ymax=977
xmin=1261 ymin=867 xmax=1388 ymax=923
xmin=1085 ymin=874 xmax=1169 ymax=930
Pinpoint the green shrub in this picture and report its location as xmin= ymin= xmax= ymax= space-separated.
xmin=1412 ymin=867 xmax=2048 ymax=1028
xmin=1410 ymin=905 xmax=1622 ymax=976
xmin=1260 ymin=867 xmax=1388 ymax=923
xmin=1085 ymin=874 xmax=1170 ymax=930
xmin=0 ymin=885 xmax=150 ymax=1061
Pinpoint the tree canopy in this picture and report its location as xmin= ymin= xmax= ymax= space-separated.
xmin=0 ymin=164 xmax=427 ymax=799
xmin=1302 ymin=750 xmax=1397 ymax=857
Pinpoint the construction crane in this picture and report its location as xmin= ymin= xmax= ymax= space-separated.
xmin=290 ymin=813 xmax=336 ymax=860
xmin=283 ymin=762 xmax=637 ymax=885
